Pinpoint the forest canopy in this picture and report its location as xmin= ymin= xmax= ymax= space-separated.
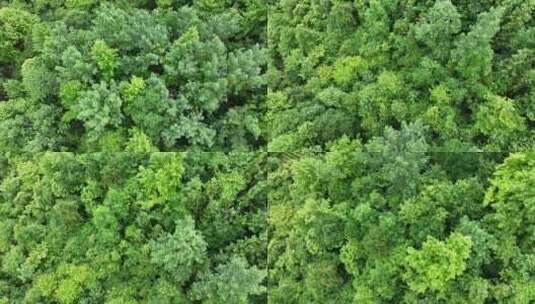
xmin=268 ymin=129 xmax=535 ymax=303
xmin=0 ymin=0 xmax=267 ymax=152
xmin=0 ymin=152 xmax=267 ymax=303
xmin=268 ymin=0 xmax=534 ymax=152
xmin=1 ymin=0 xmax=534 ymax=303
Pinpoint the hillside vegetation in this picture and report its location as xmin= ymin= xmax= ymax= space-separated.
xmin=0 ymin=0 xmax=267 ymax=152
xmin=268 ymin=0 xmax=534 ymax=151
xmin=1 ymin=152 xmax=267 ymax=303
xmin=1 ymin=1 xmax=534 ymax=303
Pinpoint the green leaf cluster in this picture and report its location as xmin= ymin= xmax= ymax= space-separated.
xmin=0 ymin=152 xmax=267 ymax=303
xmin=268 ymin=128 xmax=534 ymax=303
xmin=269 ymin=0 xmax=535 ymax=151
xmin=0 ymin=1 xmax=266 ymax=152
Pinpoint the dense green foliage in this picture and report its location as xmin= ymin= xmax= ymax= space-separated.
xmin=268 ymin=126 xmax=535 ymax=303
xmin=0 ymin=0 xmax=267 ymax=152
xmin=0 ymin=152 xmax=267 ymax=303
xmin=1 ymin=0 xmax=535 ymax=303
xmin=268 ymin=0 xmax=534 ymax=151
